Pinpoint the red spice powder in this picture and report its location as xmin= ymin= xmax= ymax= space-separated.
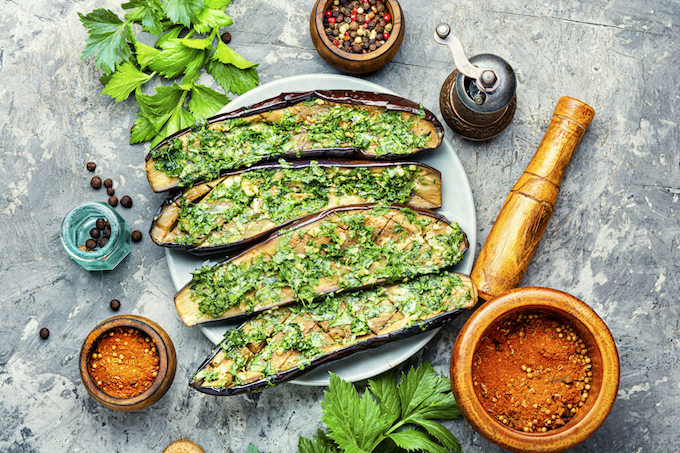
xmin=472 ymin=313 xmax=594 ymax=433
xmin=88 ymin=327 xmax=160 ymax=398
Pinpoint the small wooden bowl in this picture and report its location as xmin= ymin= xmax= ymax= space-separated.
xmin=310 ymin=0 xmax=404 ymax=74
xmin=79 ymin=315 xmax=177 ymax=412
xmin=451 ymin=287 xmax=619 ymax=453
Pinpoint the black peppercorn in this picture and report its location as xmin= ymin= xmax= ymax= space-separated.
xmin=120 ymin=195 xmax=133 ymax=208
xmin=107 ymin=187 xmax=115 ymax=196
xmin=103 ymin=178 xmax=113 ymax=188
xmin=39 ymin=328 xmax=50 ymax=339
xmin=96 ymin=218 xmax=107 ymax=230
xmin=85 ymin=239 xmax=97 ymax=249
xmin=98 ymin=237 xmax=109 ymax=248
xmin=90 ymin=228 xmax=100 ymax=239
xmin=90 ymin=176 xmax=102 ymax=189
xmin=131 ymin=230 xmax=142 ymax=242
xmin=110 ymin=299 xmax=121 ymax=311
xmin=102 ymin=228 xmax=111 ymax=238
xmin=108 ymin=196 xmax=118 ymax=207
xmin=221 ymin=32 xmax=231 ymax=44
xmin=86 ymin=162 xmax=96 ymax=172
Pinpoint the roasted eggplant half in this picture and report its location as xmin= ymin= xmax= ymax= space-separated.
xmin=190 ymin=272 xmax=477 ymax=395
xmin=150 ymin=160 xmax=442 ymax=254
xmin=174 ymin=204 xmax=469 ymax=326
xmin=145 ymin=90 xmax=445 ymax=192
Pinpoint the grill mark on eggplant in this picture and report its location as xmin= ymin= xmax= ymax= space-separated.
xmin=149 ymin=160 xmax=442 ymax=254
xmin=145 ymin=90 xmax=445 ymax=193
xmin=190 ymin=273 xmax=477 ymax=395
xmin=174 ymin=205 xmax=468 ymax=327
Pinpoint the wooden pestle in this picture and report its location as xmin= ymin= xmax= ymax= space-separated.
xmin=471 ymin=97 xmax=595 ymax=301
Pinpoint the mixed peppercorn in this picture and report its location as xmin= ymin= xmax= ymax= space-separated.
xmin=323 ymin=0 xmax=393 ymax=54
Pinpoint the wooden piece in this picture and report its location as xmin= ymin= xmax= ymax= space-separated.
xmin=450 ymin=287 xmax=620 ymax=453
xmin=164 ymin=439 xmax=205 ymax=453
xmin=310 ymin=0 xmax=404 ymax=74
xmin=79 ymin=315 xmax=177 ymax=412
xmin=471 ymin=97 xmax=595 ymax=301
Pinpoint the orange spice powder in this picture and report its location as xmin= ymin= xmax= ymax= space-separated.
xmin=88 ymin=327 xmax=160 ymax=398
xmin=472 ymin=313 xmax=594 ymax=433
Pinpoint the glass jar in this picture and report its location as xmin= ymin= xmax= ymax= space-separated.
xmin=61 ymin=202 xmax=132 ymax=271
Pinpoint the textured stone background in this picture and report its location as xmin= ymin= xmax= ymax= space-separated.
xmin=1 ymin=0 xmax=679 ymax=451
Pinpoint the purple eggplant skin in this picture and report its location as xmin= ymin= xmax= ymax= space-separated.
xmin=145 ymin=90 xmax=445 ymax=193
xmin=189 ymin=275 xmax=473 ymax=396
xmin=173 ymin=204 xmax=469 ymax=326
xmin=149 ymin=159 xmax=443 ymax=255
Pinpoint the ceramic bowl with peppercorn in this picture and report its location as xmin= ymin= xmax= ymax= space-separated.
xmin=450 ymin=287 xmax=620 ymax=453
xmin=79 ymin=315 xmax=177 ymax=412
xmin=310 ymin=0 xmax=404 ymax=74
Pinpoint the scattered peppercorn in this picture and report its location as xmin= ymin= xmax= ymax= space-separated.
xmin=323 ymin=0 xmax=392 ymax=54
xmin=90 ymin=228 xmax=101 ymax=239
xmin=86 ymin=239 xmax=97 ymax=249
xmin=120 ymin=195 xmax=133 ymax=209
xmin=86 ymin=162 xmax=96 ymax=172
xmin=107 ymin=187 xmax=115 ymax=196
xmin=91 ymin=176 xmax=102 ymax=189
xmin=104 ymin=178 xmax=113 ymax=188
xmin=221 ymin=32 xmax=231 ymax=44
xmin=131 ymin=230 xmax=142 ymax=242
xmin=110 ymin=299 xmax=121 ymax=311
xmin=39 ymin=327 xmax=50 ymax=339
xmin=108 ymin=196 xmax=118 ymax=207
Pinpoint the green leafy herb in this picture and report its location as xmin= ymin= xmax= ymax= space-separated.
xmin=247 ymin=364 xmax=463 ymax=453
xmin=79 ymin=0 xmax=259 ymax=145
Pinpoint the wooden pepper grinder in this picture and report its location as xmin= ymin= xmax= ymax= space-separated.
xmin=471 ymin=97 xmax=595 ymax=301
xmin=434 ymin=23 xmax=517 ymax=141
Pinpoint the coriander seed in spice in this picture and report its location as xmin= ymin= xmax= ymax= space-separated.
xmin=472 ymin=313 xmax=594 ymax=433
xmin=88 ymin=327 xmax=160 ymax=398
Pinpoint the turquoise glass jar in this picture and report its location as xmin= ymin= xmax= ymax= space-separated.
xmin=61 ymin=202 xmax=131 ymax=271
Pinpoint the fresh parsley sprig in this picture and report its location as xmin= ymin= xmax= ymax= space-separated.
xmin=78 ymin=0 xmax=258 ymax=146
xmin=248 ymin=363 xmax=463 ymax=453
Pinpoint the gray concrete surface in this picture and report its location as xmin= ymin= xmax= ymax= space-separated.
xmin=1 ymin=0 xmax=679 ymax=451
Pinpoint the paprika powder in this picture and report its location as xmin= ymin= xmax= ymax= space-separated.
xmin=472 ymin=313 xmax=594 ymax=433
xmin=88 ymin=327 xmax=160 ymax=398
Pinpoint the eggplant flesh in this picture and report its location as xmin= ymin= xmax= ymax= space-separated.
xmin=145 ymin=90 xmax=444 ymax=192
xmin=190 ymin=272 xmax=477 ymax=395
xmin=150 ymin=160 xmax=442 ymax=254
xmin=174 ymin=204 xmax=468 ymax=327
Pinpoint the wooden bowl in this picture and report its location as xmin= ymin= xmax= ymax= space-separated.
xmin=451 ymin=287 xmax=619 ymax=453
xmin=79 ymin=315 xmax=177 ymax=412
xmin=310 ymin=0 xmax=404 ymax=74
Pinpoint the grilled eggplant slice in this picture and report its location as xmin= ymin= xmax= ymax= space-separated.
xmin=150 ymin=160 xmax=442 ymax=254
xmin=174 ymin=204 xmax=468 ymax=326
xmin=145 ymin=90 xmax=444 ymax=192
xmin=190 ymin=272 xmax=477 ymax=395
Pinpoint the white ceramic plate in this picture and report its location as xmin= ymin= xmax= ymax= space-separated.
xmin=165 ymin=73 xmax=476 ymax=386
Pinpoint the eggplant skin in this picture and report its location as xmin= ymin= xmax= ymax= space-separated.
xmin=149 ymin=159 xmax=443 ymax=255
xmin=145 ymin=90 xmax=445 ymax=193
xmin=189 ymin=273 xmax=477 ymax=396
xmin=174 ymin=204 xmax=469 ymax=327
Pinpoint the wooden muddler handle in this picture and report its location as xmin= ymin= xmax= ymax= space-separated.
xmin=471 ymin=97 xmax=595 ymax=301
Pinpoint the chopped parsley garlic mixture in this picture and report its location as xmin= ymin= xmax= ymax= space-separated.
xmin=150 ymin=99 xmax=432 ymax=188
xmin=178 ymin=206 xmax=467 ymax=325
xmin=172 ymin=161 xmax=437 ymax=247
xmin=193 ymin=273 xmax=475 ymax=389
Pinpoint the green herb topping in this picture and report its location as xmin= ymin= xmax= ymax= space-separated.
xmin=173 ymin=161 xmax=435 ymax=247
xmin=195 ymin=273 xmax=473 ymax=388
xmin=187 ymin=206 xmax=466 ymax=321
xmin=151 ymin=101 xmax=433 ymax=187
